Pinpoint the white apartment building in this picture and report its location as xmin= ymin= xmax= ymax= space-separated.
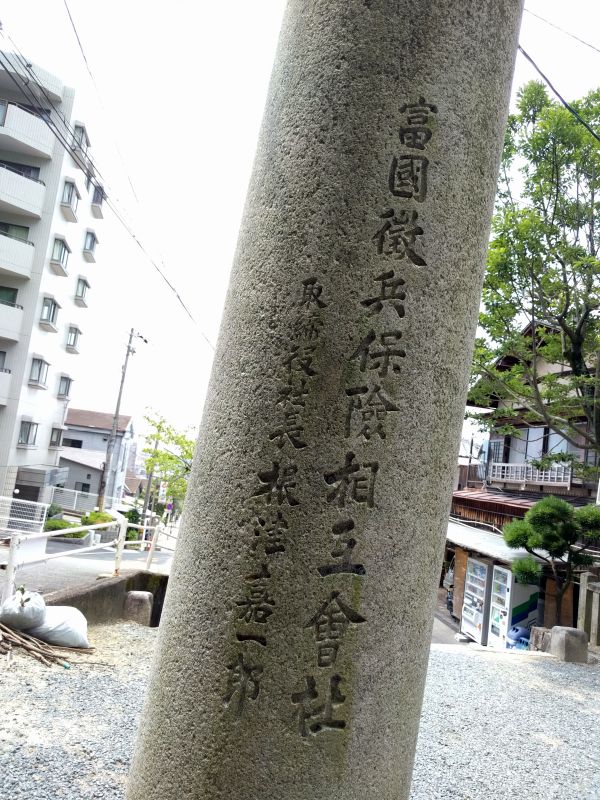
xmin=0 ymin=52 xmax=104 ymax=503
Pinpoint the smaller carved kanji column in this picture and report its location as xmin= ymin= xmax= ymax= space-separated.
xmin=127 ymin=2 xmax=523 ymax=800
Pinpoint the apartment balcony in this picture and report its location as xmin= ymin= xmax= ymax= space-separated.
xmin=489 ymin=461 xmax=572 ymax=488
xmin=0 ymin=163 xmax=45 ymax=218
xmin=0 ymin=55 xmax=63 ymax=102
xmin=0 ymin=230 xmax=34 ymax=279
xmin=0 ymin=103 xmax=54 ymax=159
xmin=0 ymin=368 xmax=11 ymax=405
xmin=0 ymin=301 xmax=23 ymax=342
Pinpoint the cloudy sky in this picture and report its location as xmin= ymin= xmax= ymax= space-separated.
xmin=1 ymin=0 xmax=599 ymax=439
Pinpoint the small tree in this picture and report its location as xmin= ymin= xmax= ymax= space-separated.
xmin=503 ymin=496 xmax=600 ymax=626
xmin=143 ymin=413 xmax=197 ymax=507
xmin=469 ymin=81 xmax=600 ymax=474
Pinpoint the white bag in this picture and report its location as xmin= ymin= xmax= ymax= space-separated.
xmin=0 ymin=590 xmax=46 ymax=631
xmin=28 ymin=605 xmax=90 ymax=648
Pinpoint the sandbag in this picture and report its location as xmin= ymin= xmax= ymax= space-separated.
xmin=28 ymin=605 xmax=90 ymax=648
xmin=0 ymin=590 xmax=46 ymax=631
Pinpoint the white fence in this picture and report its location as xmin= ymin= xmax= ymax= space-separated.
xmin=489 ymin=462 xmax=572 ymax=487
xmin=51 ymin=486 xmax=119 ymax=513
xmin=0 ymin=496 xmax=48 ymax=536
xmin=0 ymin=494 xmax=176 ymax=604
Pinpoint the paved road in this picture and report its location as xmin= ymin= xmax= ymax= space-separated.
xmin=0 ymin=539 xmax=173 ymax=596
xmin=3 ymin=542 xmax=465 ymax=646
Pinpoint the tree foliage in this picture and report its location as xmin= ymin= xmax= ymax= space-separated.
xmin=503 ymin=496 xmax=600 ymax=625
xmin=469 ymin=82 xmax=600 ymax=471
xmin=143 ymin=413 xmax=197 ymax=504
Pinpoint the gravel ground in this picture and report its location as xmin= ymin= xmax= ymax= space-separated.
xmin=1 ymin=624 xmax=599 ymax=799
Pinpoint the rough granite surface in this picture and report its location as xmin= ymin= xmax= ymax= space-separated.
xmin=127 ymin=2 xmax=525 ymax=800
xmin=3 ymin=632 xmax=599 ymax=800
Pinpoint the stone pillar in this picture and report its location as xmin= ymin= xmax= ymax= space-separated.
xmin=127 ymin=3 xmax=523 ymax=799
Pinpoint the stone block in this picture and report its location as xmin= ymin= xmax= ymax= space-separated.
xmin=549 ymin=626 xmax=588 ymax=664
xmin=124 ymin=591 xmax=153 ymax=626
xmin=529 ymin=626 xmax=551 ymax=653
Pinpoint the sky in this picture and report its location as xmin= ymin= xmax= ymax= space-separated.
xmin=0 ymin=0 xmax=599 ymax=443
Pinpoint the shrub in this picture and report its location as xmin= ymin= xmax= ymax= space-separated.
xmin=80 ymin=511 xmax=114 ymax=526
xmin=46 ymin=503 xmax=62 ymax=519
xmin=44 ymin=519 xmax=76 ymax=532
xmin=125 ymin=508 xmax=141 ymax=525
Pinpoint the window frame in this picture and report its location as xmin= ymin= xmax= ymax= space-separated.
xmin=84 ymin=231 xmax=97 ymax=253
xmin=40 ymin=296 xmax=60 ymax=326
xmin=75 ymin=277 xmax=89 ymax=300
xmin=57 ymin=375 xmax=72 ymax=398
xmin=50 ymin=427 xmax=63 ymax=448
xmin=66 ymin=325 xmax=81 ymax=352
xmin=51 ymin=237 xmax=71 ymax=267
xmin=61 ymin=180 xmax=80 ymax=211
xmin=18 ymin=420 xmax=38 ymax=446
xmin=29 ymin=357 xmax=49 ymax=386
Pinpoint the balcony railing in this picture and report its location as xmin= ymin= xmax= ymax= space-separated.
xmin=0 ymin=161 xmax=45 ymax=185
xmin=0 ymin=229 xmax=34 ymax=246
xmin=489 ymin=461 xmax=572 ymax=487
xmin=0 ymin=298 xmax=24 ymax=310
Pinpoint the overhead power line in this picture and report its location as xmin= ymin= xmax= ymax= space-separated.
xmin=524 ymin=9 xmax=600 ymax=56
xmin=517 ymin=45 xmax=600 ymax=146
xmin=61 ymin=0 xmax=95 ymax=84
xmin=0 ymin=41 xmax=109 ymax=188
xmin=0 ymin=46 xmax=211 ymax=338
xmin=57 ymin=1 xmax=140 ymax=203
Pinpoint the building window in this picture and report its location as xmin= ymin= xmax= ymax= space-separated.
xmin=73 ymin=125 xmax=89 ymax=151
xmin=18 ymin=420 xmax=38 ymax=446
xmin=0 ymin=221 xmax=29 ymax=242
xmin=0 ymin=158 xmax=42 ymax=182
xmin=51 ymin=237 xmax=70 ymax=268
xmin=61 ymin=181 xmax=79 ymax=211
xmin=84 ymin=231 xmax=97 ymax=253
xmin=0 ymin=350 xmax=6 ymax=372
xmin=75 ymin=481 xmax=91 ymax=493
xmin=92 ymin=185 xmax=104 ymax=204
xmin=0 ymin=286 xmax=18 ymax=307
xmin=40 ymin=297 xmax=60 ymax=325
xmin=75 ymin=277 xmax=89 ymax=301
xmin=58 ymin=375 xmax=72 ymax=397
xmin=67 ymin=326 xmax=81 ymax=352
xmin=63 ymin=438 xmax=83 ymax=448
xmin=29 ymin=358 xmax=49 ymax=386
xmin=50 ymin=427 xmax=63 ymax=447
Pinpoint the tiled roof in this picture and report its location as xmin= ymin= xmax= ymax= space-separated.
xmin=66 ymin=408 xmax=132 ymax=433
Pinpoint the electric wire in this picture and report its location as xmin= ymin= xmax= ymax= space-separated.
xmin=61 ymin=0 xmax=95 ymax=84
xmin=517 ymin=45 xmax=600 ymax=146
xmin=0 ymin=43 xmax=109 ymax=188
xmin=0 ymin=48 xmax=207 ymax=336
xmin=524 ymin=8 xmax=600 ymax=56
xmin=57 ymin=1 xmax=140 ymax=203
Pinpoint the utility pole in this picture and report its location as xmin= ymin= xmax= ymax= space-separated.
xmin=140 ymin=434 xmax=160 ymax=528
xmin=97 ymin=328 xmax=147 ymax=511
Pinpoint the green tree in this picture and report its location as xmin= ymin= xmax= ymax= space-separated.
xmin=503 ymin=496 xmax=600 ymax=626
xmin=143 ymin=413 xmax=197 ymax=506
xmin=469 ymin=81 xmax=600 ymax=474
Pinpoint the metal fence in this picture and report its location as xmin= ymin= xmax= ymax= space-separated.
xmin=51 ymin=486 xmax=118 ymax=513
xmin=0 ymin=496 xmax=48 ymax=536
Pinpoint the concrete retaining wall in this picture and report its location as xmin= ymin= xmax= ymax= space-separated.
xmin=43 ymin=571 xmax=169 ymax=626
